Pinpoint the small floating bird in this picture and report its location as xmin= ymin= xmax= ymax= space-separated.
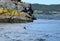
xmin=24 ymin=27 xmax=26 ymax=30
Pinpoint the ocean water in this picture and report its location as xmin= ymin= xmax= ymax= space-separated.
xmin=35 ymin=14 xmax=60 ymax=20
xmin=0 ymin=19 xmax=60 ymax=41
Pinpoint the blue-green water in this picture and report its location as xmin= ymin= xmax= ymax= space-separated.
xmin=0 ymin=14 xmax=60 ymax=41
xmin=35 ymin=14 xmax=60 ymax=20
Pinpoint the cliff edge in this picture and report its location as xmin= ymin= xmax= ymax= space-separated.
xmin=0 ymin=0 xmax=36 ymax=23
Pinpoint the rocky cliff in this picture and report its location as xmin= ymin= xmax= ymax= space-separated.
xmin=0 ymin=0 xmax=36 ymax=23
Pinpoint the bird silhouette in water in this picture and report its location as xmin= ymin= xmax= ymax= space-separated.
xmin=24 ymin=27 xmax=26 ymax=30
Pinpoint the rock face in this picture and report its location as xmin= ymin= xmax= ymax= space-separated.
xmin=0 ymin=0 xmax=36 ymax=23
xmin=0 ymin=0 xmax=11 ymax=2
xmin=0 ymin=0 xmax=30 ymax=11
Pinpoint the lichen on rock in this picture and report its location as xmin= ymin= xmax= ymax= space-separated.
xmin=0 ymin=0 xmax=36 ymax=23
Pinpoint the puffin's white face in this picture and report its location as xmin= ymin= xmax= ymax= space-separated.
xmin=26 ymin=7 xmax=30 ymax=10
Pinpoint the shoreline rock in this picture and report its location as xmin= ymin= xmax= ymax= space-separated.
xmin=0 ymin=0 xmax=36 ymax=23
xmin=0 ymin=16 xmax=34 ymax=23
